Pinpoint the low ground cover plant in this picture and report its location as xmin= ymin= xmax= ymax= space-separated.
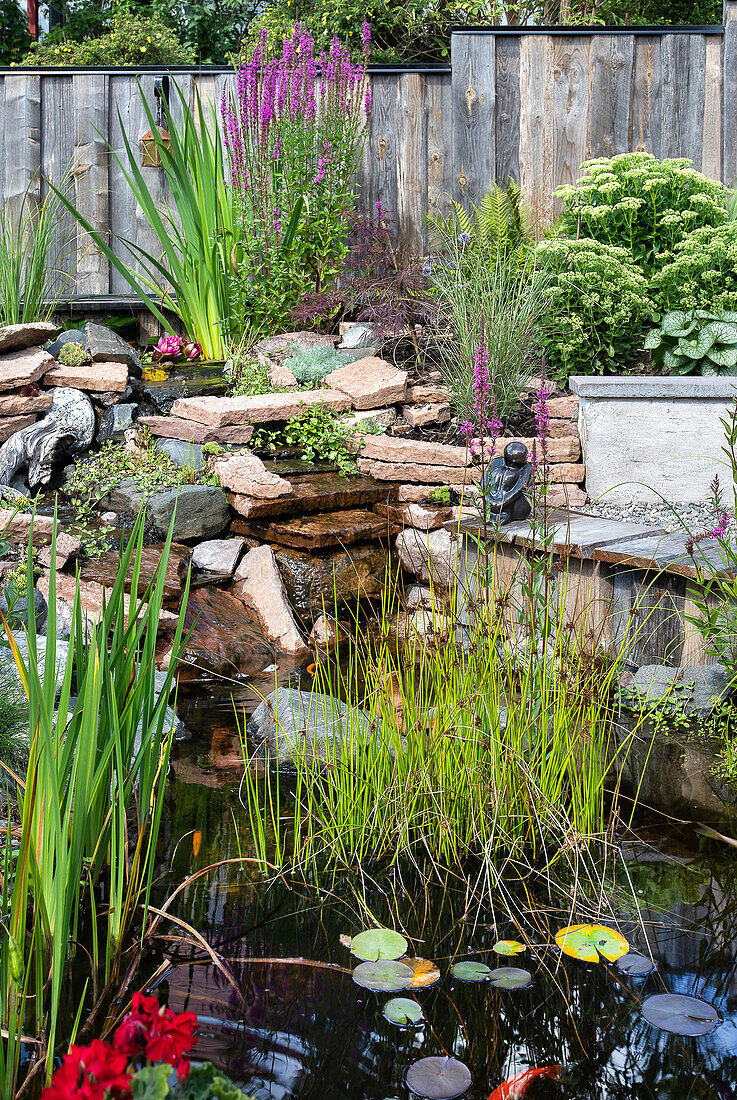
xmin=645 ymin=309 xmax=737 ymax=375
xmin=250 ymin=403 xmax=357 ymax=476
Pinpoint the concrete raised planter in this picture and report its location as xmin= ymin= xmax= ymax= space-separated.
xmin=570 ymin=376 xmax=737 ymax=503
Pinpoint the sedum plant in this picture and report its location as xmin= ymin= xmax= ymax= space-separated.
xmin=56 ymin=341 xmax=91 ymax=367
xmin=535 ymin=237 xmax=655 ymax=379
xmin=554 ymin=152 xmax=729 ymax=275
xmin=645 ymin=309 xmax=737 ymax=375
xmin=651 ymin=222 xmax=737 ymax=314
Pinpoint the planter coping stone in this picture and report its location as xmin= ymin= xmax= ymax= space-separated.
xmin=570 ymin=376 xmax=737 ymax=399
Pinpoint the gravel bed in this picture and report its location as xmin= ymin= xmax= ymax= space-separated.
xmin=579 ymin=499 xmax=733 ymax=535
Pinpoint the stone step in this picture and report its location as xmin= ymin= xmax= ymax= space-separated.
xmin=138 ymin=415 xmax=253 ymax=445
xmin=228 ymin=472 xmax=391 ymax=520
xmin=78 ymin=542 xmax=191 ymax=602
xmin=0 ymin=346 xmax=54 ymax=392
xmin=170 ymin=389 xmax=351 ymax=427
xmin=233 ymin=508 xmax=388 ymax=550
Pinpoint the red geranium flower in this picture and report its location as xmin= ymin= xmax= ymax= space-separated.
xmin=42 ymin=1039 xmax=132 ymax=1100
xmin=144 ymin=1008 xmax=198 ymax=1066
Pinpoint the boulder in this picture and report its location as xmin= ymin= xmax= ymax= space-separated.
xmin=631 ymin=663 xmax=734 ymax=716
xmin=338 ymin=322 xmax=376 ymax=350
xmin=361 ymin=435 xmax=470 ymax=467
xmin=0 ymin=388 xmax=95 ymax=489
xmin=147 ymin=485 xmax=230 ymax=541
xmin=44 ymin=328 xmax=86 ymax=358
xmin=170 ymin=389 xmax=350 ymax=428
xmin=154 ymin=437 xmax=204 ymax=470
xmin=249 ymin=686 xmax=372 ymax=765
xmin=45 ymin=361 xmax=129 ymax=392
xmin=0 ymin=587 xmax=47 ymax=632
xmin=0 ymin=321 xmax=59 ymax=354
xmin=210 ymin=451 xmax=292 ymax=498
xmin=85 ymin=322 xmax=142 ymax=373
xmin=234 ymin=545 xmax=307 ymax=654
xmin=395 ymin=527 xmax=460 ymax=587
xmin=98 ymin=478 xmax=146 ymax=515
xmin=0 ymin=346 xmax=54 ymax=392
xmin=0 ymin=634 xmax=69 ymax=695
xmin=192 ymin=537 xmax=245 ymax=575
xmin=178 ymin=586 xmax=274 ymax=681
xmin=98 ymin=403 xmax=137 ymax=443
xmin=325 ymin=356 xmax=408 ymax=409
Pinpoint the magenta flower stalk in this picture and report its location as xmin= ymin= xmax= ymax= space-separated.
xmin=531 ymin=380 xmax=555 ymax=472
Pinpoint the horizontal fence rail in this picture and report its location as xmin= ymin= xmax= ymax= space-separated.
xmin=1 ymin=6 xmax=736 ymax=299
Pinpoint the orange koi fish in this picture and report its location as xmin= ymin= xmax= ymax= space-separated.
xmin=487 ymin=1066 xmax=561 ymax=1100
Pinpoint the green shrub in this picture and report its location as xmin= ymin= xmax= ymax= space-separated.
xmin=645 ymin=309 xmax=737 ymax=375
xmin=554 ymin=153 xmax=729 ymax=275
xmin=0 ymin=0 xmax=30 ymax=65
xmin=651 ymin=222 xmax=737 ymax=313
xmin=23 ymin=11 xmax=194 ymax=65
xmin=536 ymin=237 xmax=655 ymax=378
xmin=283 ymin=344 xmax=345 ymax=387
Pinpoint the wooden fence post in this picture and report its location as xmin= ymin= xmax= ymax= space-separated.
xmin=451 ymin=30 xmax=496 ymax=209
xmin=723 ymin=0 xmax=737 ymax=183
xmin=73 ymin=73 xmax=110 ymax=295
xmin=4 ymin=74 xmax=41 ymax=230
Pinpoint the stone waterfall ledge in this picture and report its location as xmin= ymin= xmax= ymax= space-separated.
xmin=570 ymin=375 xmax=737 ymax=504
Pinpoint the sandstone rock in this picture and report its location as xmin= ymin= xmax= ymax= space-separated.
xmin=0 ymin=510 xmax=54 ymax=543
xmin=178 ymin=586 xmax=274 ymax=681
xmin=398 ymin=485 xmax=450 ymax=503
xmin=86 ymin=322 xmax=142 ymax=372
xmin=402 ymin=403 xmax=451 ymax=429
xmin=547 ymin=485 xmax=587 ymax=508
xmin=147 ymin=485 xmax=230 ymax=540
xmin=308 ymin=613 xmax=346 ymax=651
xmin=37 ymin=531 xmax=82 ymax=570
xmin=192 ymin=537 xmax=245 ymax=575
xmin=228 ymin=471 xmax=389 ymax=521
xmin=395 ymin=527 xmax=460 ymax=586
xmin=547 ymin=395 xmax=578 ymax=419
xmin=375 ymin=501 xmax=454 ymax=531
xmin=170 ymin=389 xmax=350 ymax=427
xmin=360 ymin=435 xmax=470 ymax=467
xmin=234 ymin=544 xmax=306 ymax=654
xmin=267 ymin=361 xmax=298 ymax=389
xmin=249 ymin=686 xmax=372 ymax=765
xmin=548 ymin=462 xmax=585 ymax=484
xmin=341 ymin=407 xmax=397 ymax=431
xmin=325 ymin=356 xmax=408 ymax=409
xmin=210 ymin=451 xmax=292 ymax=499
xmin=358 ymin=458 xmax=476 ymax=485
xmin=495 ymin=435 xmax=580 ymax=462
xmin=549 ymin=419 xmax=577 ymax=438
xmin=79 ymin=542 xmax=191 ymax=602
xmin=0 ymin=415 xmax=37 ymax=442
xmin=275 ymin=543 xmax=390 ymax=619
xmin=138 ymin=415 xmax=254 ymax=445
xmin=0 ymin=321 xmax=59 ymax=354
xmin=406 ymin=383 xmax=451 ymax=403
xmin=37 ymin=572 xmax=179 ymax=634
xmin=0 ymin=346 xmax=54 ymax=392
xmin=240 ymin=509 xmax=387 ymax=550
xmin=0 ymin=392 xmax=52 ymax=416
xmin=45 ymin=361 xmax=129 ymax=392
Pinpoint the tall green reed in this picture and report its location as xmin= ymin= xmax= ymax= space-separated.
xmin=0 ymin=173 xmax=72 ymax=326
xmin=0 ymin=510 xmax=189 ymax=1095
xmin=53 ymin=81 xmax=238 ymax=360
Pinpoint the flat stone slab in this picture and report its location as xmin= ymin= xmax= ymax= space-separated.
xmin=406 ymin=384 xmax=451 ymax=403
xmin=402 ymin=403 xmax=451 ymax=429
xmin=170 ymin=389 xmax=351 ymax=427
xmin=211 ymin=451 xmax=292 ymax=499
xmin=79 ymin=542 xmax=191 ymax=601
xmin=325 ymin=356 xmax=408 ymax=409
xmin=138 ymin=415 xmax=254 ymax=445
xmin=375 ymin=501 xmax=455 ymax=531
xmin=0 ymin=414 xmax=37 ymax=442
xmin=192 ymin=537 xmax=245 ymax=575
xmin=0 ymin=392 xmax=52 ymax=416
xmin=0 ymin=346 xmax=54 ymax=392
xmin=227 ymin=471 xmax=389 ymax=520
xmin=360 ymin=435 xmax=471 ymax=467
xmin=0 ymin=509 xmax=54 ymax=543
xmin=591 ymin=530 xmax=730 ymax=579
xmin=239 ymin=508 xmax=387 ymax=550
xmin=0 ymin=321 xmax=59 ymax=354
xmin=45 ymin=361 xmax=129 ymax=392
xmin=358 ymin=458 xmax=477 ymax=485
xmin=460 ymin=510 xmax=666 ymax=560
xmin=571 ymin=375 xmax=737 ymax=398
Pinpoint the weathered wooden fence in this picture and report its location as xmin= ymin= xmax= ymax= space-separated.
xmin=2 ymin=3 xmax=737 ymax=298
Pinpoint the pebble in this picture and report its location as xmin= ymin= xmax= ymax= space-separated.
xmin=580 ymin=499 xmax=733 ymax=535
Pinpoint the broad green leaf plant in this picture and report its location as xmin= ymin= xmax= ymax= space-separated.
xmin=645 ymin=309 xmax=737 ymax=375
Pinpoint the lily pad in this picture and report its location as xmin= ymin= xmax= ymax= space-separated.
xmin=616 ymin=952 xmax=656 ymax=977
xmin=350 ymin=927 xmax=408 ymax=962
xmin=352 ymin=959 xmax=414 ymax=992
xmin=493 ymin=940 xmax=526 ymax=956
xmin=451 ymin=961 xmax=491 ymax=982
xmin=383 ymin=997 xmax=424 ymax=1026
xmin=641 ymin=993 xmax=721 ymax=1036
xmin=406 ymin=1056 xmax=472 ymax=1099
xmin=404 ymin=957 xmax=441 ymax=988
xmin=555 ymin=923 xmax=629 ymax=963
xmin=488 ymin=967 xmax=533 ymax=990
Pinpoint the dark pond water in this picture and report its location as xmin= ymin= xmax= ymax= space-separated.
xmin=148 ymin=701 xmax=737 ymax=1100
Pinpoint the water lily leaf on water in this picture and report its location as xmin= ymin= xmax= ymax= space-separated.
xmin=493 ymin=940 xmax=526 ymax=956
xmin=641 ymin=993 xmax=721 ymax=1036
xmin=352 ymin=959 xmax=414 ymax=992
xmin=616 ymin=952 xmax=656 ymax=977
xmin=451 ymin=961 xmax=491 ymax=982
xmin=406 ymin=1056 xmax=472 ymax=1099
xmin=383 ymin=997 xmax=424 ymax=1026
xmin=404 ymin=957 xmax=441 ymax=988
xmin=350 ymin=927 xmax=408 ymax=962
xmin=555 ymin=924 xmax=629 ymax=963
xmin=488 ymin=967 xmax=533 ymax=990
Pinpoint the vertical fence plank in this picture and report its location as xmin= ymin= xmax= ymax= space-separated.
xmin=396 ymin=72 xmax=427 ymax=260
xmin=703 ymin=34 xmax=723 ymax=179
xmin=519 ymin=35 xmax=554 ymax=230
xmin=451 ymin=31 xmax=496 ymax=208
xmin=73 ymin=73 xmax=110 ymax=295
xmin=661 ymin=34 xmax=706 ymax=163
xmin=4 ymin=74 xmax=41 ymax=228
xmin=588 ymin=33 xmax=634 ymax=160
xmin=724 ymin=0 xmax=737 ymax=183
xmin=495 ymin=35 xmax=521 ymax=184
xmin=370 ymin=74 xmax=398 ymax=233
xmin=426 ymin=74 xmax=452 ymax=225
xmin=631 ymin=36 xmax=661 ymax=155
xmin=41 ymin=74 xmax=77 ymax=293
xmin=550 ymin=36 xmax=589 ymax=216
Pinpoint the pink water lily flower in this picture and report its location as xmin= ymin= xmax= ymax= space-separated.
xmin=152 ymin=334 xmax=184 ymax=362
xmin=183 ymin=341 xmax=203 ymax=361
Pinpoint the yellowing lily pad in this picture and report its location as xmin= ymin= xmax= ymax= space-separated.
xmin=404 ymin=957 xmax=441 ymax=988
xmin=493 ymin=940 xmax=527 ymax=957
xmin=350 ymin=928 xmax=408 ymax=962
xmin=554 ymin=924 xmax=629 ymax=963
